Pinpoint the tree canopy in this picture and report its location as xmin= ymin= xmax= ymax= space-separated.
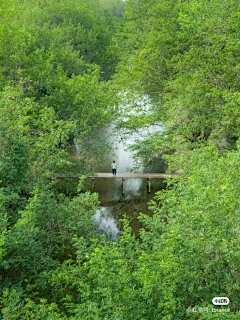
xmin=1 ymin=0 xmax=240 ymax=318
xmin=114 ymin=0 xmax=240 ymax=165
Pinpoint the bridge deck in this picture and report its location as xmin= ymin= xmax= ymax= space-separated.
xmin=54 ymin=172 xmax=177 ymax=179
xmin=89 ymin=173 xmax=176 ymax=179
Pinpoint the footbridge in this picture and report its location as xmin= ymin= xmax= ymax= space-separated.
xmin=54 ymin=172 xmax=178 ymax=194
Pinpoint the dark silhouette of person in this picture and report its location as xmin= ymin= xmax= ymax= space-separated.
xmin=111 ymin=161 xmax=117 ymax=175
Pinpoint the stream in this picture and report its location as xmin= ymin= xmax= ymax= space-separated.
xmin=69 ymin=104 xmax=166 ymax=240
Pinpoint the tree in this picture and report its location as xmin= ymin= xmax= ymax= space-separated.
xmin=114 ymin=0 xmax=240 ymax=166
xmin=0 ymin=0 xmax=119 ymax=142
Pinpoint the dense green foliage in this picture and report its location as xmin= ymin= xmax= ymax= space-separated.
xmin=1 ymin=0 xmax=240 ymax=318
xmin=0 ymin=0 xmax=118 ymax=131
xmin=115 ymin=0 xmax=240 ymax=165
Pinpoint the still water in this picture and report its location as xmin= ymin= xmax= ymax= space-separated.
xmin=69 ymin=117 xmax=166 ymax=240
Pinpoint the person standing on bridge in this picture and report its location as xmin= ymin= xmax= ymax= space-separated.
xmin=111 ymin=161 xmax=117 ymax=176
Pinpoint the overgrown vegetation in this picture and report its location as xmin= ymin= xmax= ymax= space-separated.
xmin=1 ymin=0 xmax=240 ymax=318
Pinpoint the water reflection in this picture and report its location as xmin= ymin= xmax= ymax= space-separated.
xmin=94 ymin=207 xmax=120 ymax=241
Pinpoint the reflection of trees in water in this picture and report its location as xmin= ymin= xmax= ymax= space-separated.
xmin=94 ymin=207 xmax=120 ymax=241
xmin=94 ymin=198 xmax=156 ymax=238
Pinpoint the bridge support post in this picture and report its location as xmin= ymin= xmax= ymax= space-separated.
xmin=147 ymin=178 xmax=151 ymax=193
xmin=91 ymin=178 xmax=95 ymax=192
xmin=122 ymin=178 xmax=125 ymax=195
